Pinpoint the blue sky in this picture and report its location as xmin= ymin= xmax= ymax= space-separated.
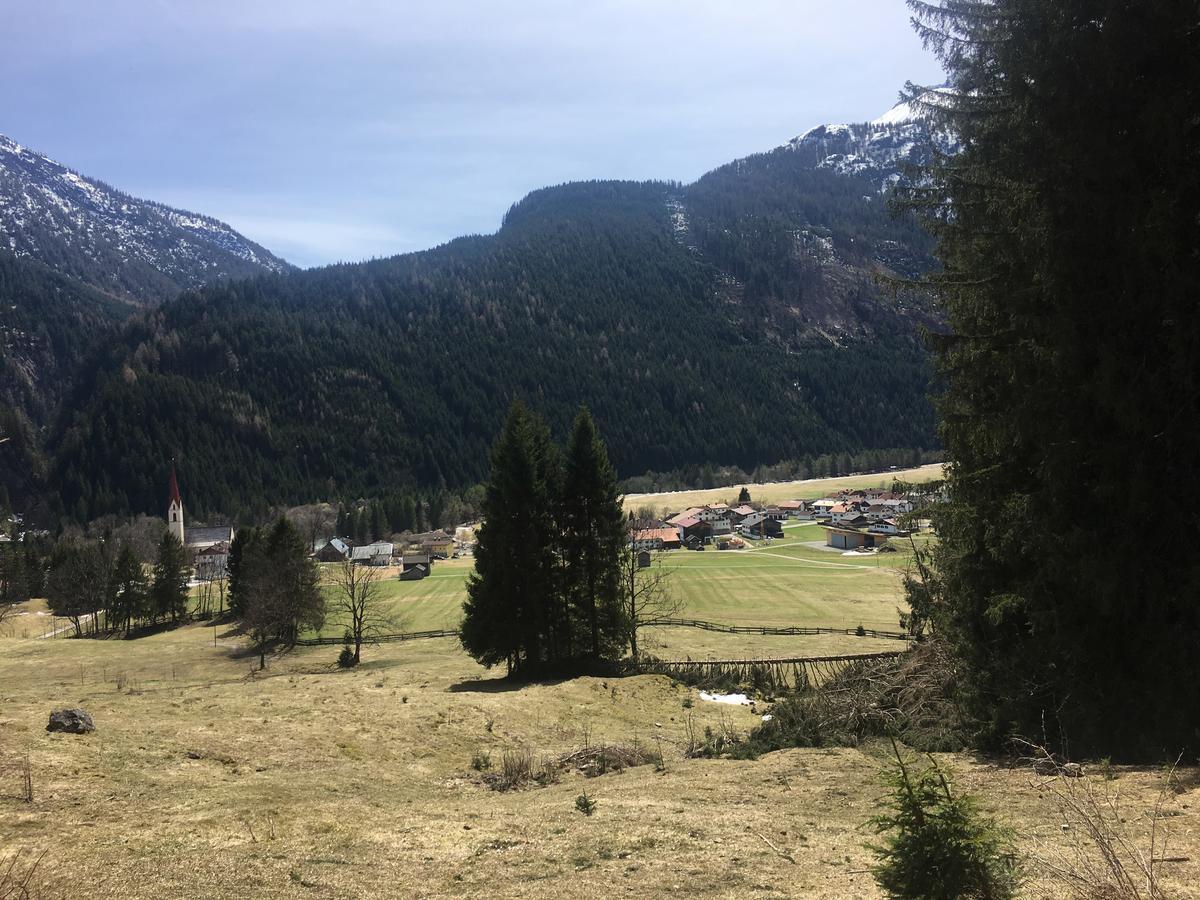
xmin=4 ymin=1 xmax=943 ymax=268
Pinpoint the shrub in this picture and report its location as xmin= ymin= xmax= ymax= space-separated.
xmin=869 ymin=742 xmax=1018 ymax=900
xmin=470 ymin=749 xmax=492 ymax=771
xmin=746 ymin=696 xmax=833 ymax=752
xmin=575 ymin=793 xmax=597 ymax=816
xmin=336 ymin=645 xmax=356 ymax=668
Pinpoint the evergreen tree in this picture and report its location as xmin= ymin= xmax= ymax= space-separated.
xmin=263 ymin=517 xmax=325 ymax=643
xmin=369 ymin=501 xmax=386 ymax=542
xmin=44 ymin=541 xmax=102 ymax=635
xmin=111 ymin=540 xmax=148 ymax=636
xmin=151 ymin=532 xmax=190 ymax=624
xmin=226 ymin=526 xmax=258 ymax=618
xmin=0 ymin=543 xmax=29 ymax=604
xmin=559 ymin=406 xmax=627 ymax=660
xmin=904 ymin=1 xmax=1200 ymax=757
xmin=461 ymin=401 xmax=560 ymax=674
xmin=737 ymin=486 xmax=751 ymax=504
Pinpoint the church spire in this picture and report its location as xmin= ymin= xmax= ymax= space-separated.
xmin=167 ymin=461 xmax=185 ymax=544
xmin=168 ymin=462 xmax=182 ymax=506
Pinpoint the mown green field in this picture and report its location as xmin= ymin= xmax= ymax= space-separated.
xmin=318 ymin=521 xmax=919 ymax=641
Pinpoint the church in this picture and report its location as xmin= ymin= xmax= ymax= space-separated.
xmin=167 ymin=465 xmax=235 ymax=578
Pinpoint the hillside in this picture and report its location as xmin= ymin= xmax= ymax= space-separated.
xmin=51 ymin=101 xmax=949 ymax=520
xmin=0 ymin=133 xmax=291 ymax=305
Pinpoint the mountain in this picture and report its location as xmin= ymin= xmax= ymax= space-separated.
xmin=0 ymin=251 xmax=131 ymax=424
xmin=0 ymin=134 xmax=291 ymax=305
xmin=49 ymin=100 xmax=948 ymax=522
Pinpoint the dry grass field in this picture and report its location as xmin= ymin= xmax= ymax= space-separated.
xmin=3 ymin=517 xmax=1198 ymax=899
xmin=622 ymin=464 xmax=945 ymax=517
xmin=2 ymin=620 xmax=1199 ymax=899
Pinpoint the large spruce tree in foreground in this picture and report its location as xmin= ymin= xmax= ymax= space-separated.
xmin=461 ymin=401 xmax=562 ymax=674
xmin=461 ymin=401 xmax=627 ymax=675
xmin=560 ymin=407 xmax=627 ymax=660
xmin=906 ymin=1 xmax=1200 ymax=757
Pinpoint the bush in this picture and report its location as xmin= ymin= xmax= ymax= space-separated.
xmin=869 ymin=742 xmax=1018 ymax=899
xmin=575 ymin=793 xmax=597 ymax=816
xmin=741 ymin=695 xmax=837 ymax=755
xmin=470 ymin=749 xmax=492 ymax=771
xmin=336 ymin=645 xmax=356 ymax=668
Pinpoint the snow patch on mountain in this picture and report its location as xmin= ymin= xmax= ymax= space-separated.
xmin=782 ymin=89 xmax=958 ymax=189
xmin=0 ymin=132 xmax=290 ymax=302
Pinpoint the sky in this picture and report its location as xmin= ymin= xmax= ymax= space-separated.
xmin=3 ymin=1 xmax=944 ymax=268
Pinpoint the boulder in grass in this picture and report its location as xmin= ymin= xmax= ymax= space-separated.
xmin=47 ymin=708 xmax=95 ymax=734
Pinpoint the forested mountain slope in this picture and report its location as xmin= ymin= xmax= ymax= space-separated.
xmin=0 ymin=133 xmax=291 ymax=305
xmin=52 ymin=102 xmax=947 ymax=520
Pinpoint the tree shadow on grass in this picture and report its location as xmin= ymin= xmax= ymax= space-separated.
xmin=447 ymin=676 xmax=557 ymax=693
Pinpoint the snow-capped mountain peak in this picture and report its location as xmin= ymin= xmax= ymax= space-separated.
xmin=781 ymin=87 xmax=958 ymax=188
xmin=0 ymin=133 xmax=291 ymax=303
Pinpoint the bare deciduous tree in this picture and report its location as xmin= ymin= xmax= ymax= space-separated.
xmin=328 ymin=559 xmax=401 ymax=665
xmin=622 ymin=517 xmax=681 ymax=662
xmin=286 ymin=503 xmax=337 ymax=553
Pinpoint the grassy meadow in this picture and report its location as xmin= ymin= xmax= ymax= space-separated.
xmin=316 ymin=521 xmax=923 ymax=647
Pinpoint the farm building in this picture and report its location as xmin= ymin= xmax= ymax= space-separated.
xmin=314 ymin=537 xmax=352 ymax=562
xmin=823 ymin=524 xmax=890 ymax=550
xmin=399 ymin=554 xmax=432 ymax=580
xmin=351 ymin=542 xmax=394 ymax=566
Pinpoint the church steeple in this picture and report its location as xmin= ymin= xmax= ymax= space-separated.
xmin=167 ymin=462 xmax=185 ymax=544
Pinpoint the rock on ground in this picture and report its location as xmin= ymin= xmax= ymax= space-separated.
xmin=46 ymin=708 xmax=95 ymax=734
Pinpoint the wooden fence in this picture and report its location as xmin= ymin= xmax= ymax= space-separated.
xmin=292 ymin=618 xmax=910 ymax=647
xmin=292 ymin=619 xmax=907 ymax=648
xmin=294 ymin=628 xmax=459 ymax=646
xmin=638 ymin=651 xmax=905 ymax=693
xmin=642 ymin=617 xmax=909 ymax=641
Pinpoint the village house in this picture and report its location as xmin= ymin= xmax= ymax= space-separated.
xmin=708 ymin=516 xmax=733 ymax=536
xmin=730 ymin=504 xmax=757 ymax=523
xmin=351 ymin=541 xmax=394 ymax=566
xmin=868 ymin=519 xmax=903 ymax=535
xmin=631 ymin=527 xmax=682 ymax=551
xmin=777 ymin=499 xmax=809 ymax=518
xmin=674 ymin=515 xmax=713 ymax=543
xmin=738 ymin=512 xmax=783 ymax=539
xmin=666 ymin=508 xmax=703 ymax=530
xmin=403 ymin=529 xmax=455 ymax=558
xmin=697 ymin=503 xmax=730 ymax=523
xmin=194 ymin=541 xmax=230 ymax=580
xmin=811 ymin=498 xmax=838 ymax=518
